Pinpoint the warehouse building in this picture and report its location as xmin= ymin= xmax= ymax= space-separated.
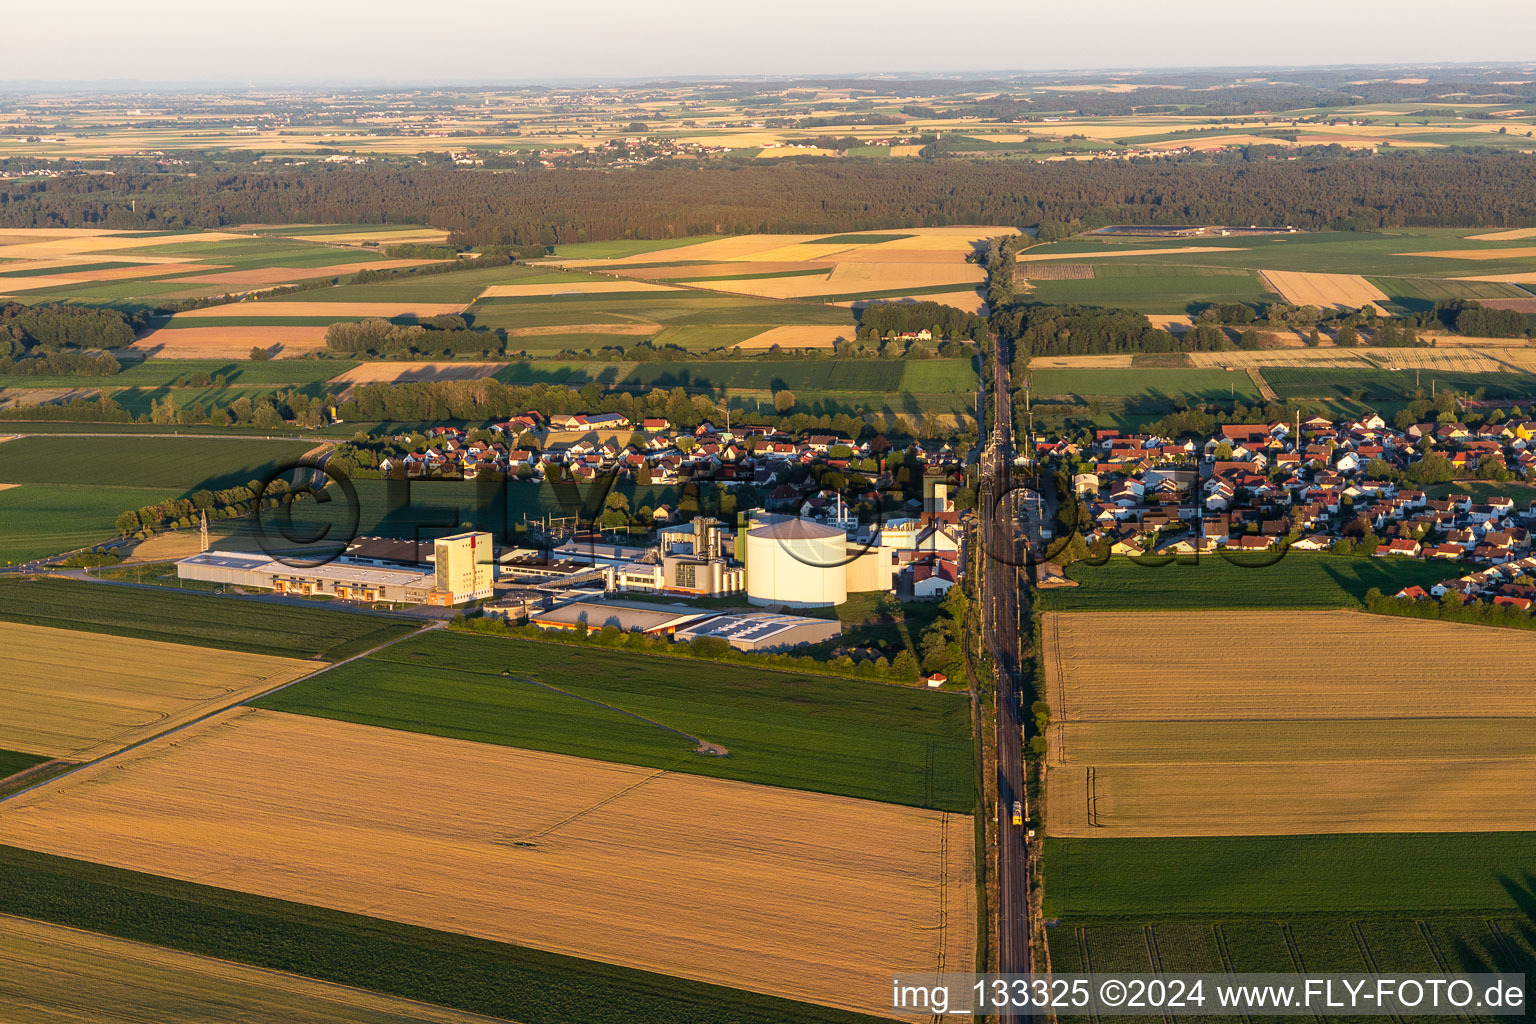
xmin=672 ymin=611 xmax=841 ymax=652
xmin=176 ymin=551 xmax=436 ymax=604
xmin=178 ymin=530 xmax=496 ymax=606
xmin=529 ymin=599 xmax=709 ymax=635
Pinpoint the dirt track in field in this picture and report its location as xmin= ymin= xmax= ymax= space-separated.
xmin=0 ymin=708 xmax=973 ymax=1016
xmin=1042 ymin=610 xmax=1536 ymax=837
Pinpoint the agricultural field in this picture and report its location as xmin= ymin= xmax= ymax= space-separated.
xmin=0 ymin=913 xmax=512 ymax=1024
xmin=256 ymin=628 xmax=974 ymax=811
xmin=1035 ymin=552 xmax=1450 ymax=611
xmin=1265 ymin=365 xmax=1536 ymax=401
xmin=1022 ymin=264 xmax=1273 ymax=315
xmin=490 ymin=358 xmax=974 ymax=396
xmin=0 ymin=483 xmax=179 ymax=564
xmin=1041 ymin=610 xmax=1536 ymax=836
xmin=0 ymin=708 xmax=973 ymax=1018
xmin=0 ymin=577 xmax=419 ymax=660
xmin=0 ymin=435 xmax=321 ymax=491
xmin=547 ymin=227 xmax=1007 ymax=314
xmin=0 ymin=620 xmax=313 ymax=761
xmin=1028 ymin=366 xmax=1260 ymax=401
xmin=0 ymin=357 xmax=359 ymax=392
xmin=0 ymin=846 xmax=876 ymax=1024
xmin=0 ymin=228 xmax=439 ymax=309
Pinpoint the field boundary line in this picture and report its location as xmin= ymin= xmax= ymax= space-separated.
xmin=0 ymin=620 xmax=441 ymax=806
xmin=506 ymin=674 xmax=726 ymax=756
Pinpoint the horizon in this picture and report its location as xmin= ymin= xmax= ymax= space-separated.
xmin=6 ymin=0 xmax=1535 ymax=85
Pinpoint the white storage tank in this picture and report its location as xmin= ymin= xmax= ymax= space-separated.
xmin=745 ymin=518 xmax=848 ymax=608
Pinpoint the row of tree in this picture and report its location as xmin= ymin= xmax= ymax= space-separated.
xmin=9 ymin=153 xmax=1536 ymax=245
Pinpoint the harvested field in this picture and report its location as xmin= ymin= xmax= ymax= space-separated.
xmin=0 ymin=913 xmax=505 ymax=1024
xmin=1028 ymin=354 xmax=1136 ymax=369
xmin=1187 ymin=349 xmax=1373 ymax=368
xmin=1469 ymin=228 xmax=1536 ymax=241
xmin=1452 ymin=271 xmax=1536 ymax=284
xmin=824 ymin=261 xmax=983 ymax=288
xmin=1480 ymin=298 xmax=1536 ymax=313
xmin=1042 ymin=610 xmax=1536 ymax=837
xmin=172 ymin=301 xmax=470 ymax=319
xmin=479 ymin=280 xmax=681 ymax=298
xmin=1017 ymin=263 xmax=1095 ymax=280
xmin=1016 ymin=246 xmax=1245 ymax=262
xmin=556 ymin=235 xmax=823 ymax=267
xmin=0 ymin=388 xmax=100 ymax=410
xmin=843 ymin=288 xmax=985 ymax=314
xmin=624 ymin=261 xmax=830 ymax=281
xmin=130 ymin=326 xmax=330 ymax=358
xmin=0 ymin=708 xmax=974 ymax=1016
xmin=1410 ymin=246 xmax=1536 ymax=261
xmin=1260 ymin=270 xmax=1391 ymax=313
xmin=697 ymin=273 xmax=835 ymax=299
xmin=730 ymin=242 xmax=859 ymax=263
xmin=734 ymin=325 xmax=852 ymax=349
xmin=830 ymin=248 xmax=972 ymax=264
xmin=328 ymin=361 xmax=507 ymax=385
xmin=0 ymin=621 xmax=313 ymax=761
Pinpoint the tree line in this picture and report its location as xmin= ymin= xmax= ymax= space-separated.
xmin=8 ymin=153 xmax=1536 ymax=246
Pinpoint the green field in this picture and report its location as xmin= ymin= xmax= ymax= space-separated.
xmin=1368 ymin=275 xmax=1530 ymax=313
xmin=0 ymin=358 xmax=357 ymax=391
xmin=547 ymin=235 xmax=724 ymax=259
xmin=0 ymin=845 xmax=875 ymax=1024
xmin=0 ymin=484 xmax=179 ymax=564
xmin=1036 ymin=553 xmax=1453 ymax=612
xmin=1265 ymin=366 xmax=1536 ymax=402
xmin=256 ymin=629 xmax=974 ymax=811
xmin=0 ymin=577 xmax=418 ymax=660
xmin=1024 ymin=230 xmax=1536 ymax=277
xmin=466 ymin=292 xmax=856 ymax=331
xmin=1048 ymin=832 xmax=1536 ymax=917
xmin=106 ymin=384 xmax=335 ymax=418
xmin=484 ymin=358 xmax=976 ymax=394
xmin=503 ymin=330 xmax=664 ymax=355
xmin=1051 ymin=914 xmax=1533 ymax=1001
xmin=808 ymin=233 xmax=915 ymax=245
xmin=1022 ymin=264 xmax=1274 ymax=315
xmin=284 ymin=262 xmax=587 ymax=305
xmin=1031 ymin=367 xmax=1261 ymax=401
xmin=0 ymin=436 xmax=320 ymax=491
xmin=0 ymin=260 xmax=142 ymax=278
xmin=0 ymin=748 xmax=49 ymax=779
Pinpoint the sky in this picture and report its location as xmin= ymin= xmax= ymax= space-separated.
xmin=5 ymin=0 xmax=1535 ymax=85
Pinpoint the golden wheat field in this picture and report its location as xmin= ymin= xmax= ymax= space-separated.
xmin=479 ymin=280 xmax=680 ymax=297
xmin=1259 ymin=270 xmax=1392 ymax=312
xmin=1469 ymin=228 xmax=1536 ymax=241
xmin=168 ymin=259 xmax=438 ymax=287
xmin=0 ymin=622 xmax=314 ymax=761
xmin=1410 ymin=246 xmax=1536 ymax=261
xmin=0 ymin=709 xmax=973 ymax=1016
xmin=0 ymin=914 xmax=506 ymax=1024
xmin=734 ymin=325 xmax=852 ymax=349
xmin=129 ymin=325 xmax=332 ymax=358
xmin=328 ymin=361 xmax=508 ymax=384
xmin=1041 ymin=611 xmax=1536 ymax=837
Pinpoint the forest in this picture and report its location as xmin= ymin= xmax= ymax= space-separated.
xmin=6 ymin=153 xmax=1536 ymax=246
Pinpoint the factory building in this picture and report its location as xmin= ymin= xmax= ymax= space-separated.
xmin=672 ymin=611 xmax=841 ymax=652
xmin=177 ymin=530 xmax=496 ymax=607
xmin=744 ymin=517 xmax=849 ymax=608
xmin=176 ymin=551 xmax=437 ymax=604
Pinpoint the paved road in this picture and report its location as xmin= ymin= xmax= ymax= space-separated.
xmin=980 ymin=337 xmax=1034 ymax=1010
